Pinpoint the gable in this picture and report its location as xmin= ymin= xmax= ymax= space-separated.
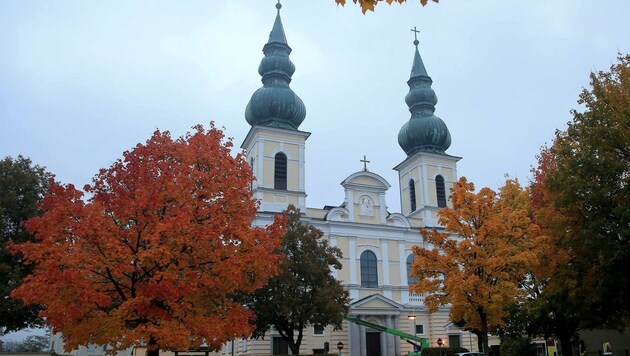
xmin=350 ymin=294 xmax=405 ymax=314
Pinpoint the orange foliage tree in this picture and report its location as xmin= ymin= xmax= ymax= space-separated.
xmin=410 ymin=177 xmax=539 ymax=355
xmin=10 ymin=124 xmax=286 ymax=355
xmin=335 ymin=0 xmax=439 ymax=14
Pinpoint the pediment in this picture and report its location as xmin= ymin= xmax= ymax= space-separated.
xmin=350 ymin=294 xmax=405 ymax=313
xmin=341 ymin=171 xmax=391 ymax=191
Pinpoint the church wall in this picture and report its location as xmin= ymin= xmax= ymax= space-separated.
xmin=389 ymin=263 xmax=401 ymax=286
xmin=388 ymin=240 xmax=399 ymax=261
xmin=262 ymin=159 xmax=274 ymax=187
xmin=287 ymin=163 xmax=299 ymax=190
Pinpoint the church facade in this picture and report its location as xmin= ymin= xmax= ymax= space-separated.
xmin=50 ymin=3 xmax=487 ymax=356
xmin=214 ymin=3 xmax=481 ymax=356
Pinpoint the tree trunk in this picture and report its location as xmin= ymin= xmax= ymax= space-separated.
xmin=557 ymin=332 xmax=573 ymax=356
xmin=289 ymin=342 xmax=300 ymax=355
xmin=474 ymin=331 xmax=484 ymax=353
xmin=147 ymin=336 xmax=159 ymax=356
xmin=480 ymin=313 xmax=490 ymax=356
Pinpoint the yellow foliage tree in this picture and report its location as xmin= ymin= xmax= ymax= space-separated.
xmin=410 ymin=177 xmax=539 ymax=355
xmin=335 ymin=0 xmax=439 ymax=14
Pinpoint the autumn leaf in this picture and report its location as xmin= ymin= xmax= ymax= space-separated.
xmin=335 ymin=0 xmax=439 ymax=13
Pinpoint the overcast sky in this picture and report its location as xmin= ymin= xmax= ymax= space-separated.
xmin=2 ymin=0 xmax=630 ymax=214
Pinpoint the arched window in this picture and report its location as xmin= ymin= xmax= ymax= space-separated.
xmin=406 ymin=254 xmax=418 ymax=285
xmin=409 ymin=179 xmax=417 ymax=212
xmin=360 ymin=250 xmax=378 ymax=288
xmin=436 ymin=175 xmax=447 ymax=208
xmin=274 ymin=152 xmax=287 ymax=190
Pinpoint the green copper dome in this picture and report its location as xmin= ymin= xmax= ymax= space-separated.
xmin=398 ymin=40 xmax=451 ymax=156
xmin=245 ymin=3 xmax=306 ymax=130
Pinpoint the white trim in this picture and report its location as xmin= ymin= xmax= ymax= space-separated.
xmin=349 ymin=237 xmax=357 ymax=285
xmin=270 ymin=147 xmax=292 ymax=160
xmin=381 ymin=239 xmax=390 ymax=285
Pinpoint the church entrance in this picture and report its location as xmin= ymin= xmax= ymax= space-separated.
xmin=366 ymin=332 xmax=381 ymax=356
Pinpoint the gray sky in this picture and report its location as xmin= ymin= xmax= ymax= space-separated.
xmin=2 ymin=0 xmax=630 ymax=213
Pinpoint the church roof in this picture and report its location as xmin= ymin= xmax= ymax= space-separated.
xmin=244 ymin=1 xmax=306 ymax=130
xmin=398 ymin=34 xmax=451 ymax=156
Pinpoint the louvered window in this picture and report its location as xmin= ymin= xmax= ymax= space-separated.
xmin=409 ymin=179 xmax=417 ymax=212
xmin=436 ymin=175 xmax=447 ymax=208
xmin=274 ymin=153 xmax=287 ymax=190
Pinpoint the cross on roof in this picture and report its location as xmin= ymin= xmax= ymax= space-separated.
xmin=360 ymin=155 xmax=370 ymax=172
xmin=411 ymin=26 xmax=420 ymax=46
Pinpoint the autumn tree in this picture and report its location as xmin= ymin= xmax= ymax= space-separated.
xmin=10 ymin=124 xmax=286 ymax=356
xmin=501 ymin=147 xmax=597 ymax=355
xmin=246 ymin=205 xmax=349 ymax=355
xmin=542 ymin=54 xmax=630 ymax=326
xmin=0 ymin=156 xmax=52 ymax=334
xmin=410 ymin=177 xmax=539 ymax=356
xmin=513 ymin=55 xmax=630 ymax=353
xmin=335 ymin=0 xmax=439 ymax=14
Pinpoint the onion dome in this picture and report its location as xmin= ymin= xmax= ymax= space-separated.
xmin=398 ymin=35 xmax=451 ymax=156
xmin=245 ymin=2 xmax=306 ymax=130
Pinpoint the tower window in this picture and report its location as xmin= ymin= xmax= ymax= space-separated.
xmin=360 ymin=250 xmax=378 ymax=288
xmin=406 ymin=254 xmax=418 ymax=285
xmin=436 ymin=175 xmax=446 ymax=208
xmin=274 ymin=152 xmax=287 ymax=190
xmin=409 ymin=179 xmax=417 ymax=212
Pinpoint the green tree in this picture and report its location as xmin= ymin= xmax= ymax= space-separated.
xmin=544 ymin=54 xmax=630 ymax=328
xmin=247 ymin=205 xmax=349 ymax=355
xmin=511 ymin=58 xmax=630 ymax=354
xmin=499 ymin=336 xmax=536 ymax=356
xmin=505 ymin=147 xmax=598 ymax=356
xmin=17 ymin=334 xmax=50 ymax=352
xmin=0 ymin=155 xmax=52 ymax=334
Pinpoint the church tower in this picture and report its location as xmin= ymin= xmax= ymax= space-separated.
xmin=241 ymin=2 xmax=310 ymax=213
xmin=394 ymin=30 xmax=460 ymax=227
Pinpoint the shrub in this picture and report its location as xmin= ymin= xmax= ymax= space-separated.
xmin=500 ymin=337 xmax=537 ymax=356
xmin=421 ymin=347 xmax=470 ymax=356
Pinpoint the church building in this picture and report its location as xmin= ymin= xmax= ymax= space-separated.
xmin=50 ymin=3 xmax=485 ymax=356
xmin=218 ymin=2 xmax=480 ymax=355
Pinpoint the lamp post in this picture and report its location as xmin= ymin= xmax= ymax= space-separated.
xmin=437 ymin=338 xmax=444 ymax=356
xmin=408 ymin=314 xmax=418 ymax=352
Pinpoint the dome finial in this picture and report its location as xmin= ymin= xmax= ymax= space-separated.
xmin=244 ymin=1 xmax=306 ymax=130
xmin=411 ymin=26 xmax=420 ymax=47
xmin=397 ymin=28 xmax=451 ymax=156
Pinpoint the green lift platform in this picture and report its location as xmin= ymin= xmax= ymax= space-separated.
xmin=344 ymin=316 xmax=429 ymax=356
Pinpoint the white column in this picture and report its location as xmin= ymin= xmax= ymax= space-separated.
xmin=381 ymin=239 xmax=390 ymax=286
xmin=346 ymin=189 xmax=355 ymax=221
xmin=349 ymin=237 xmax=357 ymax=285
xmin=399 ymin=241 xmax=409 ymax=304
xmin=257 ymin=139 xmax=265 ymax=188
xmin=329 ymin=235 xmax=338 ymax=278
xmin=420 ymin=164 xmax=428 ymax=206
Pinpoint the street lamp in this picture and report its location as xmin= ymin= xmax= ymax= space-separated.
xmin=408 ymin=314 xmax=419 ymax=352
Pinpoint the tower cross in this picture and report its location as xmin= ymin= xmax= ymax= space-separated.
xmin=360 ymin=155 xmax=370 ymax=172
xmin=411 ymin=26 xmax=420 ymax=46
